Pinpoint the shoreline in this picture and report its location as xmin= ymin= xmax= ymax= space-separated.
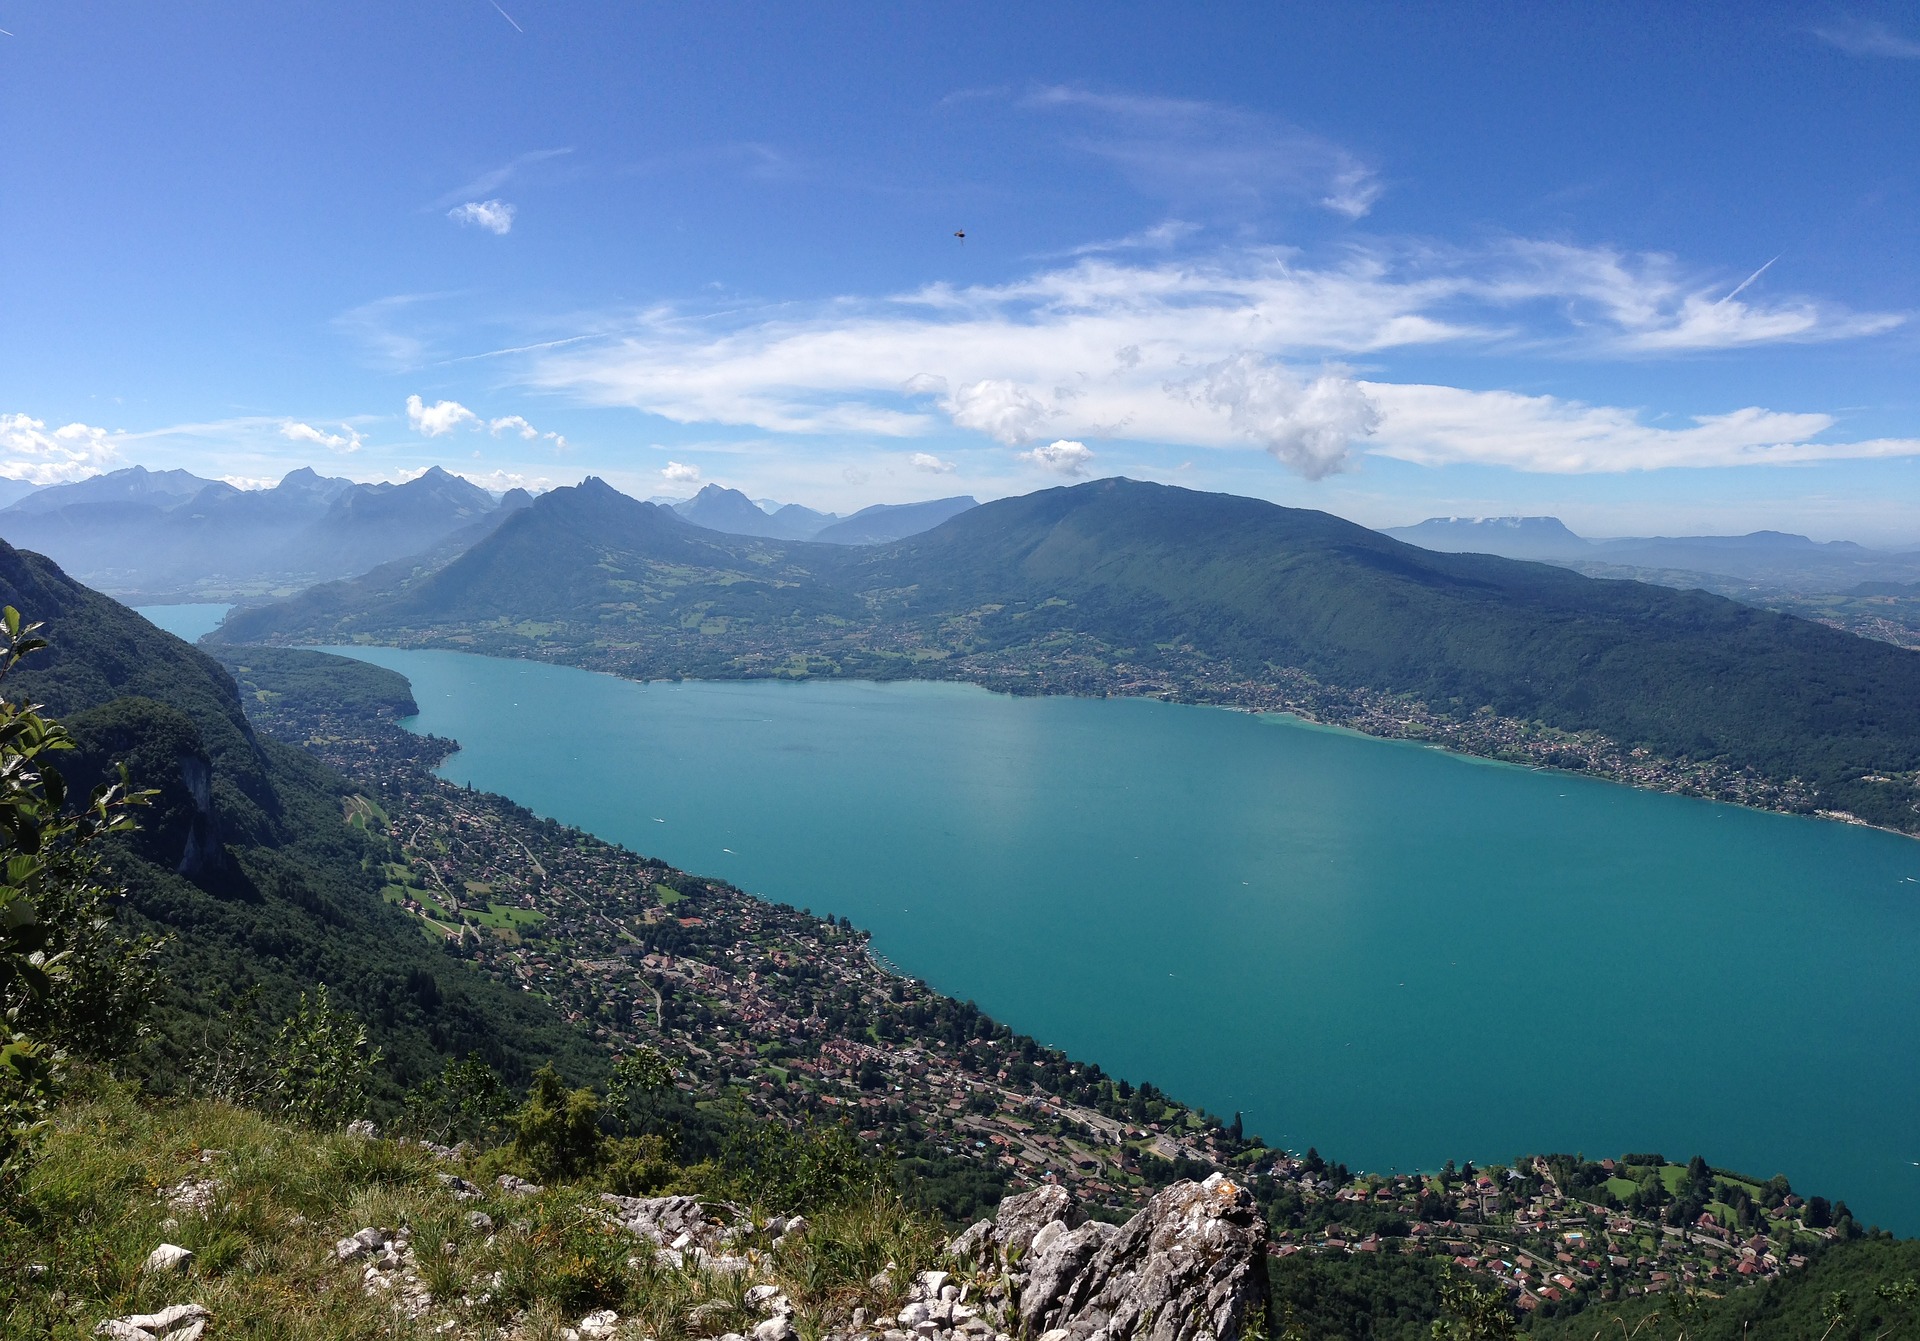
xmin=283 ymin=633 xmax=1914 ymax=842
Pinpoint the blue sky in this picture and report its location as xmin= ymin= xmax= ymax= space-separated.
xmin=3 ymin=3 xmax=1919 ymax=539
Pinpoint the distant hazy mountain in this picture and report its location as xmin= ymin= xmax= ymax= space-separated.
xmin=0 ymin=464 xmax=516 ymax=600
xmin=1387 ymin=514 xmax=1920 ymax=594
xmin=813 ymin=495 xmax=978 ymax=545
xmin=6 ymin=464 xmax=216 ymax=514
xmin=1382 ymin=516 xmax=1590 ymax=559
xmin=219 ymin=476 xmax=1920 ymax=834
xmin=0 ymin=478 xmax=41 ymax=509
xmin=1581 ymin=531 xmax=1911 ymax=590
xmin=670 ymin=484 xmax=972 ymax=544
xmin=673 ymin=484 xmax=839 ymax=540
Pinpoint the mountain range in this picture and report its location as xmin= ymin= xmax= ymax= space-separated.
xmin=666 ymin=483 xmax=977 ymax=544
xmin=216 ymin=475 xmax=1920 ymax=833
xmin=0 ymin=464 xmax=527 ymax=602
xmin=0 ymin=466 xmax=977 ymax=602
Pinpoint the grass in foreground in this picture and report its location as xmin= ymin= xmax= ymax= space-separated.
xmin=0 ymin=1080 xmax=945 ymax=1340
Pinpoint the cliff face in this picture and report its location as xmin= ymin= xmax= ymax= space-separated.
xmin=65 ymin=696 xmax=229 ymax=880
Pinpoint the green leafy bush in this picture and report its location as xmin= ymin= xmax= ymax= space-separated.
xmin=0 ymin=606 xmax=156 ymax=1183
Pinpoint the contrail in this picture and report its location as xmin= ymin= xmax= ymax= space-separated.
xmin=1718 ymin=254 xmax=1780 ymax=305
xmin=0 ymin=27 xmax=14 ymax=36
xmin=490 ymin=1 xmax=524 ymax=32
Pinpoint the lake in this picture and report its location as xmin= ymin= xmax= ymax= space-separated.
xmin=135 ymin=607 xmax=1920 ymax=1231
xmin=139 ymin=602 xmax=234 ymax=643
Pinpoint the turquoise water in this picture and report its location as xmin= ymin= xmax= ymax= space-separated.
xmin=288 ymin=646 xmax=1920 ymax=1230
xmin=138 ymin=603 xmax=232 ymax=643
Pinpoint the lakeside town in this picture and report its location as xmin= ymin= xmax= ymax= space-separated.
xmin=223 ymin=649 xmax=1857 ymax=1326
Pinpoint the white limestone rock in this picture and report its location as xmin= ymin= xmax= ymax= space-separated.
xmin=142 ymin=1244 xmax=194 ymax=1275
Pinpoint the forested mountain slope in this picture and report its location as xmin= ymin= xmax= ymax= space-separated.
xmin=0 ymin=540 xmax=598 ymax=1096
xmin=217 ymin=477 xmax=1920 ymax=831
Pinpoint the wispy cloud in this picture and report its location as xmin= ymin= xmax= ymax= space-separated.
xmin=1367 ymin=386 xmax=1920 ymax=472
xmin=449 ymin=199 xmax=516 ymax=234
xmin=334 ymin=293 xmax=456 ymax=371
xmin=514 ymin=239 xmax=1904 ymax=477
xmin=1814 ymin=18 xmax=1920 ymax=58
xmin=431 ymin=148 xmax=573 ymax=210
xmin=1024 ymin=87 xmax=1384 ymax=220
xmin=909 ymin=451 xmax=957 ymax=474
xmin=1475 ymin=240 xmax=1898 ymax=352
xmin=1064 ymin=219 xmax=1202 ymax=257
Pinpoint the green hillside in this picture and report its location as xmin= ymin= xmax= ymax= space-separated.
xmin=218 ymin=478 xmax=1920 ymax=831
xmin=0 ymin=540 xmax=599 ymax=1097
xmin=1528 ymin=1233 xmax=1920 ymax=1339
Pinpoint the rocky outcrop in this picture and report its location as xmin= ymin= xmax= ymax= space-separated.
xmin=302 ymin=1172 xmax=1263 ymax=1341
xmin=949 ymin=1175 xmax=1268 ymax=1341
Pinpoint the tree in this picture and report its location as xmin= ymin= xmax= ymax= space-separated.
xmin=607 ymin=1045 xmax=673 ymax=1107
xmin=1429 ymin=1269 xmax=1517 ymax=1341
xmin=402 ymin=1056 xmax=512 ymax=1145
xmin=272 ymin=984 xmax=382 ymax=1128
xmin=0 ymin=607 xmax=155 ymax=1180
xmin=512 ymin=1063 xmax=604 ymax=1181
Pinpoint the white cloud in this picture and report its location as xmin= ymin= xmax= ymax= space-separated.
xmin=517 ymin=241 xmax=1908 ymax=478
xmin=946 ymin=380 xmax=1055 ymax=444
xmin=279 ymin=420 xmax=363 ymax=453
xmin=1020 ymin=439 xmax=1095 ymax=476
xmin=1365 ymin=384 xmax=1920 ymax=472
xmin=464 ymin=468 xmax=552 ymax=493
xmin=1181 ymin=354 xmax=1380 ymax=480
xmin=489 ymin=415 xmax=540 ymax=439
xmin=488 ymin=414 xmax=569 ymax=451
xmin=909 ymin=452 xmax=957 ymax=474
xmin=661 ymin=461 xmax=701 ymax=483
xmin=0 ymin=413 xmax=120 ymax=483
xmin=1814 ymin=19 xmax=1920 ymax=58
xmin=448 ymin=199 xmax=516 ymax=234
xmin=406 ymin=395 xmax=480 ymax=437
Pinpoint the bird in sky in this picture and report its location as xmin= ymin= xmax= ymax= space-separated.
xmin=953 ymin=230 xmax=966 ymax=244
